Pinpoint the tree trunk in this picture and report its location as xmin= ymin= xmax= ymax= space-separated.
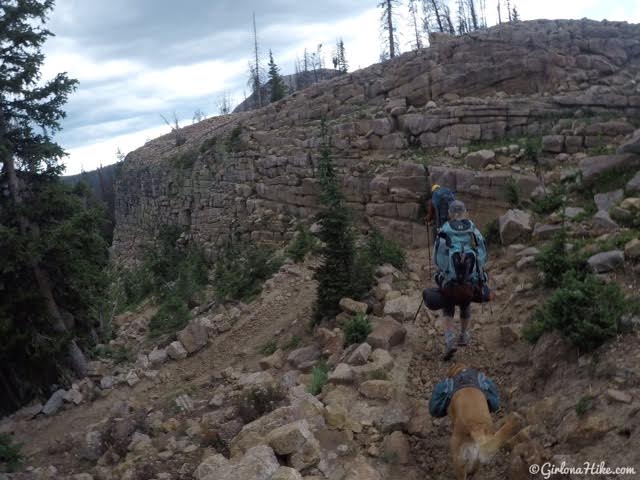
xmin=386 ymin=0 xmax=396 ymax=58
xmin=2 ymin=151 xmax=88 ymax=378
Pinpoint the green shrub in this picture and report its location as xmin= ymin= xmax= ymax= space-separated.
xmin=344 ymin=313 xmax=373 ymax=346
xmin=0 ymin=433 xmax=23 ymax=473
xmin=287 ymin=225 xmax=318 ymax=262
xmin=237 ymin=385 xmax=286 ymax=423
xmin=309 ymin=361 xmax=329 ymax=395
xmin=524 ymin=137 xmax=541 ymax=163
xmin=260 ymin=339 xmax=278 ymax=356
xmin=482 ymin=219 xmax=501 ymax=246
xmin=94 ymin=344 xmax=134 ymax=364
xmin=148 ymin=296 xmax=191 ymax=340
xmin=504 ymin=177 xmax=521 ymax=208
xmin=213 ymin=240 xmax=283 ymax=302
xmin=365 ymin=228 xmax=406 ymax=270
xmin=575 ymin=395 xmax=594 ymax=417
xmin=535 ymin=231 xmax=587 ymax=288
xmin=224 ymin=125 xmax=243 ymax=152
xmin=523 ymin=273 xmax=626 ymax=352
xmin=531 ymin=185 xmax=566 ymax=215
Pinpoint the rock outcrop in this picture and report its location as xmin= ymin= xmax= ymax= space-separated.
xmin=113 ymin=19 xmax=640 ymax=262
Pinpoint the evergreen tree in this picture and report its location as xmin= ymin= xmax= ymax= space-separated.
xmin=250 ymin=12 xmax=262 ymax=108
xmin=378 ymin=0 xmax=400 ymax=59
xmin=313 ymin=122 xmax=357 ymax=324
xmin=1 ymin=0 xmax=110 ymax=413
xmin=512 ymin=4 xmax=520 ymax=21
xmin=338 ymin=39 xmax=348 ymax=73
xmin=267 ymin=50 xmax=286 ymax=102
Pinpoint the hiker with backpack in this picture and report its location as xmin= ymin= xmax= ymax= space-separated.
xmin=422 ymin=200 xmax=493 ymax=361
xmin=425 ymin=184 xmax=456 ymax=240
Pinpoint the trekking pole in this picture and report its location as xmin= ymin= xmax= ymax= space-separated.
xmin=426 ymin=222 xmax=432 ymax=279
xmin=412 ymin=298 xmax=424 ymax=324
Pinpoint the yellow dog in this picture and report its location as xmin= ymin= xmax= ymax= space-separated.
xmin=446 ymin=363 xmax=524 ymax=479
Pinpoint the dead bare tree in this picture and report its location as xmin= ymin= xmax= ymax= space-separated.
xmin=160 ymin=112 xmax=186 ymax=146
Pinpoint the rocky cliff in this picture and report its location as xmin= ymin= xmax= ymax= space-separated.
xmin=113 ymin=19 xmax=640 ymax=262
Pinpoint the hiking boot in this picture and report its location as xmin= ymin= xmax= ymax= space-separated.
xmin=458 ymin=331 xmax=471 ymax=346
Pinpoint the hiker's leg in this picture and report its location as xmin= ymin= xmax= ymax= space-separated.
xmin=459 ymin=303 xmax=472 ymax=346
xmin=442 ymin=302 xmax=457 ymax=360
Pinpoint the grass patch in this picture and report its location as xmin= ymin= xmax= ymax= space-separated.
xmin=575 ymin=395 xmax=594 ymax=417
xmin=344 ymin=313 xmax=373 ymax=347
xmin=213 ymin=240 xmax=283 ymax=302
xmin=595 ymin=229 xmax=640 ymax=252
xmin=309 ymin=361 xmax=329 ymax=395
xmin=199 ymin=136 xmax=218 ymax=154
xmin=260 ymin=339 xmax=278 ymax=356
xmin=523 ymin=272 xmax=627 ymax=352
xmin=287 ymin=224 xmax=318 ymax=262
xmin=0 ymin=433 xmax=23 ymax=473
xmin=368 ymin=370 xmax=390 ymax=381
xmin=283 ymin=335 xmax=301 ymax=351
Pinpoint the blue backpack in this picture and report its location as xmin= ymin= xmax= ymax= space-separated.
xmin=429 ymin=371 xmax=500 ymax=418
xmin=435 ymin=219 xmax=487 ymax=287
xmin=431 ymin=187 xmax=456 ymax=228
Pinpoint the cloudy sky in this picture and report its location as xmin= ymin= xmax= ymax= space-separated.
xmin=42 ymin=0 xmax=640 ymax=175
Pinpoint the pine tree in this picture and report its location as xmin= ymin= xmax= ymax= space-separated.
xmin=378 ymin=0 xmax=400 ymax=59
xmin=313 ymin=122 xmax=357 ymax=324
xmin=423 ymin=0 xmax=445 ymax=34
xmin=267 ymin=50 xmax=286 ymax=102
xmin=512 ymin=4 xmax=520 ymax=21
xmin=337 ymin=38 xmax=348 ymax=73
xmin=1 ymin=0 xmax=109 ymax=413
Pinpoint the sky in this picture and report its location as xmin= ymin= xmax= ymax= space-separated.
xmin=40 ymin=0 xmax=640 ymax=175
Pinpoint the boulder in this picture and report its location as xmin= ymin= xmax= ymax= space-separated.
xmin=564 ymin=207 xmax=585 ymax=219
xmin=339 ymin=298 xmax=368 ymax=315
xmin=125 ymin=371 xmax=140 ymax=387
xmin=100 ymin=376 xmax=114 ymax=390
xmin=382 ymin=295 xmax=421 ymax=322
xmin=515 ymin=256 xmax=536 ymax=270
xmin=499 ymin=209 xmax=533 ymax=245
xmin=328 ymin=363 xmax=355 ymax=385
xmin=259 ymin=349 xmax=284 ymax=370
xmin=587 ymin=250 xmax=624 ymax=273
xmin=269 ymin=467 xmax=303 ymax=480
xmin=359 ymin=380 xmax=393 ymax=400
xmin=42 ymin=389 xmax=66 ymax=416
xmin=579 ymin=154 xmax=640 ymax=185
xmin=344 ymin=456 xmax=382 ymax=480
xmin=606 ymin=388 xmax=632 ymax=404
xmin=148 ymin=347 xmax=168 ymax=366
xmin=530 ymin=332 xmax=573 ymax=381
xmin=347 ymin=343 xmax=372 ymax=366
xmin=237 ymin=371 xmax=276 ymax=390
xmin=366 ymin=317 xmax=406 ymax=350
xmin=591 ymin=210 xmax=619 ymax=233
xmin=195 ymin=445 xmax=280 ymax=480
xmin=594 ymin=189 xmax=624 ymax=212
xmin=532 ymin=223 xmax=563 ymax=240
xmin=617 ymin=129 xmax=640 ymax=154
xmin=287 ymin=345 xmax=321 ymax=369
xmin=626 ymin=171 xmax=640 ymax=195
xmin=167 ymin=341 xmax=188 ymax=360
xmin=266 ymin=420 xmax=321 ymax=470
xmin=542 ymin=135 xmax=564 ymax=153
xmin=177 ymin=320 xmax=208 ymax=354
xmin=465 ymin=149 xmax=495 ymax=169
xmin=624 ymin=238 xmax=640 ymax=260
xmin=621 ymin=197 xmax=640 ymax=211
xmin=381 ymin=431 xmax=411 ymax=464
